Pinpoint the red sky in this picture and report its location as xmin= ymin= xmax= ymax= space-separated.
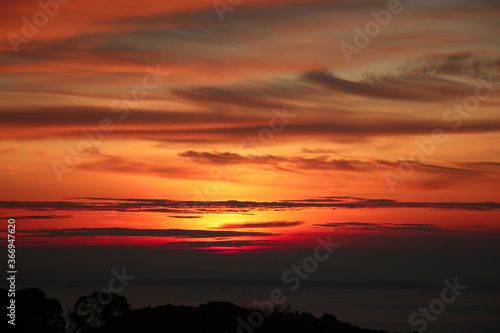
xmin=1 ymin=0 xmax=500 ymax=250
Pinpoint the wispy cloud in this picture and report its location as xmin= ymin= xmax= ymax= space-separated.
xmin=313 ymin=222 xmax=455 ymax=232
xmin=21 ymin=228 xmax=273 ymax=238
xmin=179 ymin=151 xmax=376 ymax=172
xmin=2 ymin=197 xmax=499 ymax=215
xmin=158 ymin=240 xmax=302 ymax=250
xmin=216 ymin=221 xmax=304 ymax=229
xmin=0 ymin=215 xmax=75 ymax=220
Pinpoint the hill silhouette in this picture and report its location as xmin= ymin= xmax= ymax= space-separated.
xmin=3 ymin=288 xmax=417 ymax=333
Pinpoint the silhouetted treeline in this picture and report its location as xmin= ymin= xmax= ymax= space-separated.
xmin=2 ymin=288 xmax=417 ymax=333
xmin=3 ymin=288 xmax=64 ymax=333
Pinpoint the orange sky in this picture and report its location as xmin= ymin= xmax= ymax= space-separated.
xmin=1 ymin=0 xmax=500 ymax=250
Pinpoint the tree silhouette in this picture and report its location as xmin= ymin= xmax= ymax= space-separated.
xmin=93 ymin=300 xmax=417 ymax=333
xmin=1 ymin=287 xmax=65 ymax=333
xmin=68 ymin=291 xmax=129 ymax=332
xmin=5 ymin=287 xmax=419 ymax=333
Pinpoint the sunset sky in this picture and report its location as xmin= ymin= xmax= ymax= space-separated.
xmin=1 ymin=0 xmax=500 ymax=332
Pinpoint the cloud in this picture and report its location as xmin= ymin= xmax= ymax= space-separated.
xmin=302 ymin=53 xmax=500 ymax=101
xmin=77 ymin=151 xmax=198 ymax=180
xmin=0 ymin=215 xmax=75 ymax=220
xmin=2 ymin=51 xmax=500 ymax=142
xmin=313 ymin=222 xmax=455 ymax=232
xmin=179 ymin=150 xmax=379 ymax=172
xmin=384 ymin=52 xmax=500 ymax=83
xmin=216 ymin=221 xmax=304 ymax=229
xmin=3 ymin=102 xmax=500 ymax=142
xmin=376 ymin=159 xmax=486 ymax=176
xmin=303 ymin=70 xmax=437 ymax=101
xmin=0 ymin=106 xmax=252 ymax=127
xmin=169 ymin=216 xmax=202 ymax=219
xmin=5 ymin=118 xmax=500 ymax=142
xmin=455 ymin=161 xmax=500 ymax=170
xmin=179 ymin=151 xmax=500 ymax=180
xmin=2 ymin=197 xmax=499 ymax=215
xmin=157 ymin=240 xmax=301 ymax=250
xmin=21 ymin=228 xmax=273 ymax=238
xmin=301 ymin=147 xmax=346 ymax=155
xmin=171 ymin=86 xmax=278 ymax=109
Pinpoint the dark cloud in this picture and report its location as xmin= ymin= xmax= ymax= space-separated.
xmin=455 ymin=161 xmax=500 ymax=170
xmin=169 ymin=52 xmax=500 ymax=112
xmin=0 ymin=106 xmax=255 ymax=127
xmin=303 ymin=70 xmax=437 ymax=101
xmin=178 ymin=151 xmax=247 ymax=165
xmin=2 ymin=51 xmax=500 ymax=142
xmin=376 ymin=159 xmax=485 ymax=176
xmin=21 ymin=228 xmax=273 ymax=238
xmin=313 ymin=222 xmax=454 ymax=232
xmin=1 ymin=1 xmax=370 ymax=70
xmin=169 ymin=216 xmax=202 ymax=219
xmin=171 ymin=86 xmax=278 ymax=109
xmin=386 ymin=52 xmax=500 ymax=83
xmin=301 ymin=147 xmax=345 ymax=155
xmin=216 ymin=221 xmax=304 ymax=229
xmin=0 ymin=215 xmax=75 ymax=220
xmin=44 ymin=121 xmax=500 ymax=142
xmin=179 ymin=151 xmax=500 ymax=179
xmin=179 ymin=150 xmax=378 ymax=172
xmin=157 ymin=240 xmax=301 ymax=250
xmin=303 ymin=52 xmax=500 ymax=101
xmin=2 ymin=197 xmax=499 ymax=215
xmin=2 ymin=110 xmax=500 ymax=141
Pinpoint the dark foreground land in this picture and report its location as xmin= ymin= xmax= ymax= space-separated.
xmin=3 ymin=288 xmax=416 ymax=333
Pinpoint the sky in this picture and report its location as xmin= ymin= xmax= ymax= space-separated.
xmin=1 ymin=0 xmax=500 ymax=332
